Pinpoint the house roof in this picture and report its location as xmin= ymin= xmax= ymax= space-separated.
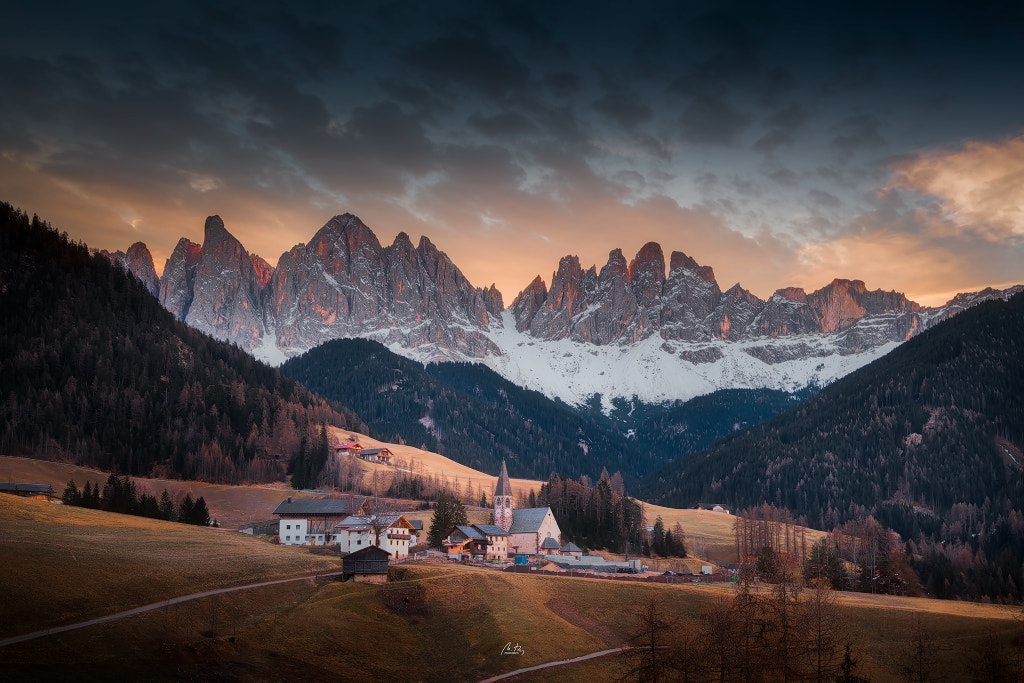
xmin=335 ymin=514 xmax=413 ymax=530
xmin=561 ymin=542 xmax=582 ymax=552
xmin=273 ymin=497 xmax=366 ymax=517
xmin=360 ymin=448 xmax=391 ymax=456
xmin=343 ymin=545 xmax=392 ymax=562
xmin=454 ymin=525 xmax=486 ymax=541
xmin=0 ymin=483 xmax=55 ymax=494
xmin=509 ymin=507 xmax=551 ymax=534
xmin=494 ymin=460 xmax=512 ymax=498
xmin=410 ymin=520 xmax=424 ymax=530
xmin=540 ymin=537 xmax=561 ymax=550
xmin=473 ymin=524 xmax=510 ymax=537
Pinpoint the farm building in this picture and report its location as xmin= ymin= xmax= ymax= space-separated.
xmin=273 ymin=496 xmax=367 ymax=546
xmin=358 ymin=448 xmax=393 ymax=465
xmin=334 ymin=514 xmax=415 ymax=558
xmin=341 ymin=545 xmax=391 ymax=583
xmin=444 ymin=524 xmax=509 ymax=560
xmin=1 ymin=483 xmax=57 ymax=501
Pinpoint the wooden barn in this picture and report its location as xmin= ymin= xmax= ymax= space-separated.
xmin=341 ymin=545 xmax=392 ymax=583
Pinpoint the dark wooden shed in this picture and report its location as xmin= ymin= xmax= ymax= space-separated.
xmin=341 ymin=545 xmax=392 ymax=583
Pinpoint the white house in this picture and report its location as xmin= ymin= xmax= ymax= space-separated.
xmin=334 ymin=513 xmax=416 ymax=558
xmin=272 ymin=496 xmax=366 ymax=546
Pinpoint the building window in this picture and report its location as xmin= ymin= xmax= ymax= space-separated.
xmin=286 ymin=524 xmax=291 ymax=530
xmin=286 ymin=536 xmax=291 ymax=541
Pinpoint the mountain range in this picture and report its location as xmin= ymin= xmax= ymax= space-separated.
xmin=109 ymin=213 xmax=1021 ymax=407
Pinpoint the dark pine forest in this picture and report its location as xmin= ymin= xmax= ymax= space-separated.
xmin=0 ymin=202 xmax=367 ymax=485
xmin=641 ymin=292 xmax=1024 ymax=601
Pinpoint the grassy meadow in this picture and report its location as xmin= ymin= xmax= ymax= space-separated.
xmin=2 ymin=494 xmax=1023 ymax=681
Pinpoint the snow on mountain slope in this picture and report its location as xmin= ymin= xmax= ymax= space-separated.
xmin=473 ymin=311 xmax=899 ymax=408
xmin=117 ymin=211 xmax=1022 ymax=409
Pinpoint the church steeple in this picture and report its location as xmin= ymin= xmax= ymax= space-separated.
xmin=494 ymin=460 xmax=514 ymax=531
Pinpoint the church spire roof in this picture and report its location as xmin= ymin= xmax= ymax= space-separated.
xmin=495 ymin=460 xmax=512 ymax=498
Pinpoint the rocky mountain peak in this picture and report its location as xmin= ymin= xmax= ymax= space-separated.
xmin=251 ymin=254 xmax=275 ymax=288
xmin=103 ymin=241 xmax=160 ymax=297
xmin=600 ymin=248 xmax=629 ymax=279
xmin=510 ymin=275 xmax=549 ymax=331
xmin=629 ymin=242 xmax=666 ymax=284
xmin=775 ymin=287 xmax=807 ymax=302
xmin=158 ymin=237 xmax=202 ymax=320
xmin=184 ymin=217 xmax=264 ymax=348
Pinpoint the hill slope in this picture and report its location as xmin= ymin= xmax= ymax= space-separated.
xmin=2 ymin=495 xmax=1020 ymax=681
xmin=0 ymin=203 xmax=366 ymax=485
xmin=281 ymin=338 xmax=805 ymax=483
xmin=640 ymin=293 xmax=1024 ymax=526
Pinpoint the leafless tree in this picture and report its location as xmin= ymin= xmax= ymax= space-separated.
xmin=800 ymin=580 xmax=848 ymax=681
xmin=620 ymin=594 xmax=680 ymax=683
xmin=363 ymin=496 xmax=401 ymax=548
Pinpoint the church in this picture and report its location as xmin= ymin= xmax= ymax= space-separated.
xmin=493 ymin=461 xmax=561 ymax=556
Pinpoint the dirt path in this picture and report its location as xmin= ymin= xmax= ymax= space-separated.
xmin=477 ymin=647 xmax=626 ymax=682
xmin=0 ymin=572 xmax=339 ymax=648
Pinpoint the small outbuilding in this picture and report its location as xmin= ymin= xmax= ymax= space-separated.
xmin=1 ymin=483 xmax=57 ymax=501
xmin=341 ymin=545 xmax=392 ymax=583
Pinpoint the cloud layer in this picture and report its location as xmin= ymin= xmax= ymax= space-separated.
xmin=1 ymin=1 xmax=1022 ymax=305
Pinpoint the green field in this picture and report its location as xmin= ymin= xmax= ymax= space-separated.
xmin=2 ymin=495 xmax=1022 ymax=681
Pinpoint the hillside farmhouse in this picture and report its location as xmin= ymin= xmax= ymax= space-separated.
xmin=334 ymin=513 xmax=415 ymax=558
xmin=493 ymin=461 xmax=562 ymax=556
xmin=357 ymin=447 xmax=393 ymax=465
xmin=273 ymin=496 xmax=367 ymax=546
xmin=1 ymin=482 xmax=57 ymax=501
xmin=444 ymin=524 xmax=510 ymax=560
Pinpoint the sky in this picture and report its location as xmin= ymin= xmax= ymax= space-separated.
xmin=2 ymin=1 xmax=1023 ymax=306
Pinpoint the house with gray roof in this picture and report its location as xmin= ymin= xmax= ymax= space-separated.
xmin=272 ymin=495 xmax=367 ymax=547
xmin=1 ymin=483 xmax=56 ymax=500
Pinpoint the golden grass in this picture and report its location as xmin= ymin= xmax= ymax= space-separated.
xmin=1 ymin=494 xmax=1021 ymax=681
xmin=1 ymin=446 xmax=828 ymax=567
xmin=0 ymin=495 xmax=341 ymax=639
xmin=0 ymin=455 xmax=320 ymax=529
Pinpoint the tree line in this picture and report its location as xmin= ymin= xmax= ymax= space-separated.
xmin=61 ymin=474 xmax=212 ymax=526
xmin=0 ymin=202 xmax=367 ymax=487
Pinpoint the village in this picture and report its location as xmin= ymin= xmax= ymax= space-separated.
xmin=234 ymin=439 xmax=729 ymax=585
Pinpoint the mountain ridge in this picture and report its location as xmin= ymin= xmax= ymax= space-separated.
xmin=105 ymin=212 xmax=1022 ymax=406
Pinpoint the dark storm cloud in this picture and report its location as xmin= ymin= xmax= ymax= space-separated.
xmin=467 ymin=112 xmax=539 ymax=140
xmin=754 ymin=103 xmax=808 ymax=154
xmin=3 ymin=0 xmax=1024 ymax=304
xmin=593 ymin=86 xmax=653 ymax=131
xmin=543 ymin=72 xmax=581 ymax=98
xmin=830 ymin=114 xmax=885 ymax=157
xmin=402 ymin=33 xmax=531 ymax=101
xmin=678 ymin=93 xmax=751 ymax=146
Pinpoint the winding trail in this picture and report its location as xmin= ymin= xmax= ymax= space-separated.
xmin=0 ymin=572 xmax=339 ymax=648
xmin=477 ymin=647 xmax=626 ymax=682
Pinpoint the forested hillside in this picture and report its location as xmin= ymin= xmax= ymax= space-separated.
xmin=282 ymin=338 xmax=807 ymax=484
xmin=640 ymin=293 xmax=1024 ymax=600
xmin=282 ymin=338 xmax=639 ymax=481
xmin=0 ymin=203 xmax=367 ymax=485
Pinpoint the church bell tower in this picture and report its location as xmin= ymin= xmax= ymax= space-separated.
xmin=494 ymin=460 xmax=514 ymax=531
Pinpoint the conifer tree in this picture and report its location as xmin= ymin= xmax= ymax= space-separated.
xmin=62 ymin=479 xmax=80 ymax=506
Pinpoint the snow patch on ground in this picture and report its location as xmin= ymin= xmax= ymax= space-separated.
xmin=252 ymin=332 xmax=292 ymax=366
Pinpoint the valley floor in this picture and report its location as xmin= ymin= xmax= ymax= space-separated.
xmin=2 ymin=494 xmax=1022 ymax=681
